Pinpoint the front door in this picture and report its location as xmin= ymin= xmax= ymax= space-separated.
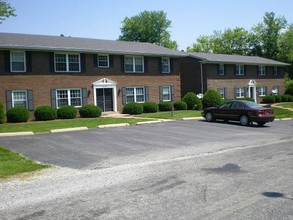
xmin=96 ymin=88 xmax=113 ymax=112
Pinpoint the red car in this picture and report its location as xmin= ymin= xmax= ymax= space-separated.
xmin=201 ymin=100 xmax=275 ymax=126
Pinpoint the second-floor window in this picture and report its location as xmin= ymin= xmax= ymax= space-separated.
xmin=218 ymin=64 xmax=225 ymax=75
xmin=273 ymin=66 xmax=278 ymax=76
xmin=258 ymin=65 xmax=266 ymax=76
xmin=235 ymin=65 xmax=244 ymax=75
xmin=10 ymin=51 xmax=26 ymax=72
xmin=55 ymin=53 xmax=80 ymax=72
xmin=161 ymin=57 xmax=170 ymax=73
xmin=97 ymin=54 xmax=109 ymax=68
xmin=124 ymin=56 xmax=144 ymax=73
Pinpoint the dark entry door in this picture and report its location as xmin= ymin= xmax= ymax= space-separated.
xmin=96 ymin=88 xmax=113 ymax=112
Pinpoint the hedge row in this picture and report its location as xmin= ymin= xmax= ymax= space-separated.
xmin=262 ymin=95 xmax=293 ymax=103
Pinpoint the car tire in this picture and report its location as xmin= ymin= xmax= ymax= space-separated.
xmin=240 ymin=115 xmax=250 ymax=126
xmin=205 ymin=112 xmax=214 ymax=122
xmin=257 ymin=122 xmax=266 ymax=126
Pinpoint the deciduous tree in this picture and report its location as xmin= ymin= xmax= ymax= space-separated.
xmin=0 ymin=0 xmax=16 ymax=23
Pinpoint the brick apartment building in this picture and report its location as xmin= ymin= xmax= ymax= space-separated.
xmin=0 ymin=33 xmax=290 ymax=115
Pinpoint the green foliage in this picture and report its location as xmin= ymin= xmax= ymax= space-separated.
xmin=122 ymin=102 xmax=143 ymax=115
xmin=173 ymin=101 xmax=187 ymax=110
xmin=0 ymin=0 xmax=16 ymax=24
xmin=285 ymin=81 xmax=293 ymax=96
xmin=158 ymin=102 xmax=172 ymax=111
xmin=6 ymin=107 xmax=29 ymax=123
xmin=142 ymin=102 xmax=158 ymax=113
xmin=202 ymin=90 xmax=223 ymax=108
xmin=34 ymin=106 xmax=57 ymax=121
xmin=79 ymin=105 xmax=102 ymax=118
xmin=262 ymin=96 xmax=275 ymax=103
xmin=182 ymin=92 xmax=202 ymax=110
xmin=57 ymin=105 xmax=77 ymax=119
xmin=0 ymin=102 xmax=4 ymax=124
xmin=274 ymin=95 xmax=282 ymax=102
xmin=119 ymin=10 xmax=178 ymax=49
xmin=236 ymin=97 xmax=255 ymax=102
xmin=286 ymin=95 xmax=293 ymax=102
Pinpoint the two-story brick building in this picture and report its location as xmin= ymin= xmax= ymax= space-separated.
xmin=0 ymin=33 xmax=186 ymax=113
xmin=181 ymin=52 xmax=289 ymax=103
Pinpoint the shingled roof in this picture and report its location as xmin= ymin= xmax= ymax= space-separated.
xmin=189 ymin=52 xmax=289 ymax=66
xmin=0 ymin=32 xmax=186 ymax=57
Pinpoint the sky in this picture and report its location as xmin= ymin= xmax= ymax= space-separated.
xmin=1 ymin=0 xmax=293 ymax=50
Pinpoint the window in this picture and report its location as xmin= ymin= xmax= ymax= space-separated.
xmin=258 ymin=86 xmax=267 ymax=96
xmin=10 ymin=51 xmax=26 ymax=72
xmin=258 ymin=65 xmax=266 ymax=76
xmin=162 ymin=86 xmax=171 ymax=101
xmin=125 ymin=87 xmax=145 ymax=103
xmin=161 ymin=57 xmax=170 ymax=73
xmin=97 ymin=54 xmax=109 ymax=68
xmin=272 ymin=86 xmax=279 ymax=95
xmin=273 ymin=66 xmax=278 ymax=76
xmin=12 ymin=90 xmax=27 ymax=108
xmin=55 ymin=53 xmax=80 ymax=72
xmin=56 ymin=89 xmax=82 ymax=107
xmin=235 ymin=87 xmax=245 ymax=98
xmin=217 ymin=88 xmax=226 ymax=99
xmin=124 ymin=56 xmax=144 ymax=73
xmin=218 ymin=64 xmax=225 ymax=75
xmin=235 ymin=65 xmax=244 ymax=75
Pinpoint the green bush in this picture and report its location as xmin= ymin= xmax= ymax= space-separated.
xmin=202 ymin=89 xmax=223 ymax=109
xmin=79 ymin=105 xmax=102 ymax=118
xmin=6 ymin=107 xmax=29 ymax=123
xmin=122 ymin=102 xmax=143 ymax=115
xmin=0 ymin=102 xmax=4 ymax=124
xmin=158 ymin=102 xmax=172 ymax=111
xmin=173 ymin=101 xmax=187 ymax=110
xmin=142 ymin=102 xmax=158 ymax=113
xmin=57 ymin=105 xmax=77 ymax=119
xmin=262 ymin=96 xmax=275 ymax=103
xmin=274 ymin=95 xmax=282 ymax=102
xmin=182 ymin=92 xmax=202 ymax=110
xmin=34 ymin=106 xmax=57 ymax=121
xmin=281 ymin=95 xmax=289 ymax=102
xmin=286 ymin=95 xmax=293 ymax=102
xmin=285 ymin=83 xmax=293 ymax=96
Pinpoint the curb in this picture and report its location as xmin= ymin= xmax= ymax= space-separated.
xmin=0 ymin=131 xmax=34 ymax=137
xmin=135 ymin=121 xmax=161 ymax=125
xmin=50 ymin=127 xmax=88 ymax=133
xmin=181 ymin=117 xmax=202 ymax=120
xmin=98 ymin=123 xmax=130 ymax=128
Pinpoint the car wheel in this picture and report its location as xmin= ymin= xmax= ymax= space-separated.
xmin=205 ymin=112 xmax=214 ymax=122
xmin=257 ymin=122 xmax=266 ymax=126
xmin=240 ymin=115 xmax=250 ymax=126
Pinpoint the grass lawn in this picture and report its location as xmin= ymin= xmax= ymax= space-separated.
xmin=0 ymin=146 xmax=49 ymax=178
xmin=273 ymin=107 xmax=293 ymax=119
xmin=274 ymin=102 xmax=293 ymax=109
xmin=138 ymin=110 xmax=202 ymax=120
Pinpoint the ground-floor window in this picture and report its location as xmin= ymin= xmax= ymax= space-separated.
xmin=235 ymin=87 xmax=245 ymax=98
xmin=258 ymin=86 xmax=267 ymax=97
xmin=12 ymin=90 xmax=27 ymax=108
xmin=125 ymin=87 xmax=145 ymax=103
xmin=56 ymin=89 xmax=82 ymax=108
xmin=217 ymin=87 xmax=227 ymax=99
xmin=161 ymin=86 xmax=171 ymax=101
xmin=272 ymin=86 xmax=279 ymax=95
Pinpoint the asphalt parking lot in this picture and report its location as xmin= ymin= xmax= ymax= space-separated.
xmin=0 ymin=119 xmax=292 ymax=169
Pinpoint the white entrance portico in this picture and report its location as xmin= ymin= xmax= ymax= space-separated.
xmin=248 ymin=80 xmax=257 ymax=103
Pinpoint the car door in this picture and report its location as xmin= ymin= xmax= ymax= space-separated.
xmin=213 ymin=102 xmax=232 ymax=119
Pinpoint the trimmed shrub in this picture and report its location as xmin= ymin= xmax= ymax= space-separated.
xmin=79 ymin=105 xmax=102 ymax=118
xmin=202 ymin=89 xmax=223 ymax=109
xmin=6 ymin=107 xmax=29 ymax=123
xmin=262 ymin=96 xmax=275 ymax=103
xmin=285 ymin=83 xmax=293 ymax=96
xmin=34 ymin=106 xmax=57 ymax=121
xmin=286 ymin=95 xmax=293 ymax=102
xmin=281 ymin=95 xmax=289 ymax=102
xmin=274 ymin=95 xmax=282 ymax=102
xmin=182 ymin=92 xmax=202 ymax=110
xmin=0 ymin=102 xmax=4 ymax=124
xmin=142 ymin=102 xmax=158 ymax=113
xmin=57 ymin=105 xmax=77 ymax=119
xmin=158 ymin=102 xmax=172 ymax=111
xmin=122 ymin=102 xmax=143 ymax=115
xmin=174 ymin=101 xmax=187 ymax=110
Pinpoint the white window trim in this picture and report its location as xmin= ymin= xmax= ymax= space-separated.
xmin=219 ymin=64 xmax=225 ymax=75
xmin=161 ymin=57 xmax=170 ymax=73
xmin=124 ymin=56 xmax=144 ymax=73
xmin=236 ymin=65 xmax=244 ymax=76
xmin=97 ymin=54 xmax=109 ymax=68
xmin=56 ymin=88 xmax=82 ymax=108
xmin=162 ymin=86 xmax=171 ymax=101
xmin=258 ymin=86 xmax=266 ymax=97
xmin=236 ymin=87 xmax=245 ymax=98
xmin=54 ymin=53 xmax=81 ymax=72
xmin=12 ymin=90 xmax=28 ymax=108
xmin=125 ymin=87 xmax=145 ymax=103
xmin=258 ymin=65 xmax=266 ymax=76
xmin=273 ymin=66 xmax=278 ymax=76
xmin=10 ymin=51 xmax=26 ymax=72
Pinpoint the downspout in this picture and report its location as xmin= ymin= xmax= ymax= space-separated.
xmin=200 ymin=62 xmax=204 ymax=94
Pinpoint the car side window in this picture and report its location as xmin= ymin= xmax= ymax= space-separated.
xmin=219 ymin=102 xmax=231 ymax=109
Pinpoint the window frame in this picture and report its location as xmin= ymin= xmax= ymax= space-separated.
xmin=162 ymin=86 xmax=171 ymax=101
xmin=124 ymin=56 xmax=144 ymax=73
xmin=161 ymin=57 xmax=170 ymax=73
xmin=258 ymin=65 xmax=266 ymax=76
xmin=218 ymin=87 xmax=226 ymax=99
xmin=235 ymin=64 xmax=244 ymax=76
xmin=54 ymin=53 xmax=81 ymax=72
xmin=10 ymin=51 xmax=26 ymax=72
xmin=218 ymin=64 xmax=225 ymax=75
xmin=258 ymin=86 xmax=267 ymax=97
xmin=235 ymin=87 xmax=245 ymax=98
xmin=125 ymin=87 xmax=145 ymax=103
xmin=12 ymin=90 xmax=28 ymax=108
xmin=55 ymin=88 xmax=82 ymax=108
xmin=273 ymin=66 xmax=278 ymax=76
xmin=97 ymin=54 xmax=109 ymax=68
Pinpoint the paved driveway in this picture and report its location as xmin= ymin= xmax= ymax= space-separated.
xmin=0 ymin=119 xmax=292 ymax=169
